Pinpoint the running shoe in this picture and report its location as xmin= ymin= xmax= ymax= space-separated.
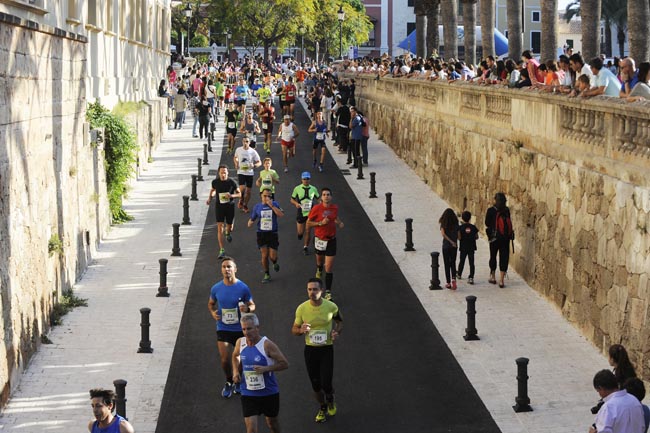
xmin=284 ymin=167 xmax=289 ymax=173
xmin=262 ymin=273 xmax=271 ymax=283
xmin=225 ymin=232 xmax=232 ymax=243
xmin=452 ymin=279 xmax=457 ymax=290
xmin=324 ymin=290 xmax=332 ymax=300
xmin=445 ymin=283 xmax=452 ymax=289
xmin=218 ymin=248 xmax=226 ymax=259
xmin=327 ymin=402 xmax=337 ymax=416
xmin=468 ymin=277 xmax=474 ymax=285
xmin=313 ymin=160 xmax=317 ymax=168
xmin=303 ymin=246 xmax=309 ymax=256
xmin=315 ymin=408 xmax=327 ymax=423
xmin=233 ymin=382 xmax=241 ymax=394
xmin=315 ymin=268 xmax=322 ymax=279
xmin=222 ymin=382 xmax=234 ymax=398
xmin=318 ymin=164 xmax=323 ymax=173
xmin=273 ymin=262 xmax=280 ymax=272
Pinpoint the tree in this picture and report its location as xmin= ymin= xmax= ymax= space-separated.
xmin=541 ymin=0 xmax=558 ymax=63
xmin=461 ymin=0 xmax=477 ymax=65
xmin=426 ymin=0 xmax=440 ymax=57
xmin=564 ymin=0 xmax=628 ymax=58
xmin=628 ymin=0 xmax=650 ymax=61
xmin=506 ymin=0 xmax=522 ymax=59
xmin=580 ymin=0 xmax=602 ymax=60
xmin=480 ymin=0 xmax=495 ymax=58
xmin=414 ymin=0 xmax=428 ymax=58
xmin=440 ymin=0 xmax=458 ymax=59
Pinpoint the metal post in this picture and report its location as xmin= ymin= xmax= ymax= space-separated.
xmin=207 ymin=132 xmax=213 ymax=152
xmin=203 ymin=143 xmax=209 ymax=165
xmin=404 ymin=218 xmax=415 ymax=251
xmin=156 ymin=258 xmax=169 ymax=297
xmin=463 ymin=296 xmax=480 ymax=340
xmin=191 ymin=175 xmax=199 ymax=201
xmin=356 ymin=156 xmax=364 ymax=179
xmin=182 ymin=196 xmax=191 ymax=225
xmin=113 ymin=379 xmax=128 ymax=419
xmin=137 ymin=307 xmax=153 ymax=353
xmin=171 ymin=223 xmax=182 ymax=256
xmin=429 ymin=252 xmax=442 ymax=290
xmin=369 ymin=172 xmax=377 ymax=198
xmin=384 ymin=192 xmax=394 ymax=222
xmin=513 ymin=357 xmax=533 ymax=412
xmin=197 ymin=158 xmax=204 ymax=181
xmin=339 ymin=20 xmax=343 ymax=60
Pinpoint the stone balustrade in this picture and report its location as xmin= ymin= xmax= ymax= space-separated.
xmin=349 ymin=73 xmax=650 ymax=376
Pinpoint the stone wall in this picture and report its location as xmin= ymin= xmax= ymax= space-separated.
xmin=350 ymin=74 xmax=650 ymax=376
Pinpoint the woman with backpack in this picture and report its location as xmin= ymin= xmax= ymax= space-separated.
xmin=485 ymin=192 xmax=514 ymax=288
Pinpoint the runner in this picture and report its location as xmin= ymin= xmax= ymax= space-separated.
xmin=234 ymin=137 xmax=262 ymax=213
xmin=247 ymin=190 xmax=284 ymax=283
xmin=235 ymin=78 xmax=250 ymax=112
xmin=215 ymin=78 xmax=225 ymax=116
xmin=307 ymin=111 xmax=329 ymax=172
xmin=259 ymin=99 xmax=275 ymax=154
xmin=232 ymin=313 xmax=289 ymax=433
xmin=239 ymin=111 xmax=261 ymax=149
xmin=306 ymin=187 xmax=344 ymax=299
xmin=225 ymin=102 xmax=240 ymax=154
xmin=256 ymin=157 xmax=280 ymax=199
xmin=290 ymin=172 xmax=320 ymax=255
xmin=206 ymin=165 xmax=241 ymax=259
xmin=250 ymin=78 xmax=263 ymax=113
xmin=277 ymin=115 xmax=300 ymax=173
xmin=208 ymin=257 xmax=256 ymax=398
xmin=284 ymin=76 xmax=297 ymax=120
xmin=88 ymin=388 xmax=135 ymax=433
xmin=291 ymin=278 xmax=343 ymax=423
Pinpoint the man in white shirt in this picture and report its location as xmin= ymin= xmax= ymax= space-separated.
xmin=590 ymin=369 xmax=645 ymax=433
xmin=582 ymin=57 xmax=622 ymax=98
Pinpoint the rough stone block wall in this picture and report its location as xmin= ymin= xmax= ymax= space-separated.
xmin=352 ymin=75 xmax=650 ymax=377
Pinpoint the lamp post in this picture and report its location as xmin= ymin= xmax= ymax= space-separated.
xmin=223 ymin=29 xmax=231 ymax=60
xmin=337 ymin=5 xmax=345 ymax=60
xmin=183 ymin=3 xmax=192 ymax=57
xmin=299 ymin=25 xmax=305 ymax=62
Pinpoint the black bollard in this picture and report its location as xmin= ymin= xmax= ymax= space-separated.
xmin=137 ymin=307 xmax=153 ymax=353
xmin=190 ymin=175 xmax=198 ymax=201
xmin=513 ymin=357 xmax=533 ymax=412
xmin=404 ymin=218 xmax=415 ymax=251
xmin=384 ymin=192 xmax=394 ymax=222
xmin=113 ymin=379 xmax=128 ymax=419
xmin=207 ymin=134 xmax=213 ymax=152
xmin=356 ymin=156 xmax=364 ymax=180
xmin=202 ymin=143 xmax=209 ymax=165
xmin=156 ymin=258 xmax=169 ymax=297
xmin=369 ymin=172 xmax=377 ymax=198
xmin=429 ymin=252 xmax=442 ymax=290
xmin=182 ymin=196 xmax=191 ymax=225
xmin=171 ymin=223 xmax=182 ymax=256
xmin=197 ymin=158 xmax=204 ymax=181
xmin=463 ymin=296 xmax=480 ymax=340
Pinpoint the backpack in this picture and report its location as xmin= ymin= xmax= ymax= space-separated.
xmin=495 ymin=208 xmax=514 ymax=240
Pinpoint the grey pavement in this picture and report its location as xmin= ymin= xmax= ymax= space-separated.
xmin=0 ymin=100 xmax=610 ymax=433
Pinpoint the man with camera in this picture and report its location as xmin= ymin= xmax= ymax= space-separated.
xmin=589 ymin=369 xmax=644 ymax=433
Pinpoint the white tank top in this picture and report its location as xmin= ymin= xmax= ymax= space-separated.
xmin=280 ymin=123 xmax=294 ymax=141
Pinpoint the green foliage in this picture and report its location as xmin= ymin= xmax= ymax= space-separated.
xmin=50 ymin=290 xmax=88 ymax=326
xmin=87 ymin=101 xmax=138 ymax=223
xmin=112 ymin=101 xmax=145 ymax=118
xmin=191 ymin=34 xmax=209 ymax=47
xmin=48 ymin=233 xmax=63 ymax=256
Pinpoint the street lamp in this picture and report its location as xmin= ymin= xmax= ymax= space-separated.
xmin=183 ymin=3 xmax=192 ymax=57
xmin=337 ymin=5 xmax=345 ymax=60
xmin=223 ymin=29 xmax=232 ymax=60
xmin=299 ymin=25 xmax=305 ymax=63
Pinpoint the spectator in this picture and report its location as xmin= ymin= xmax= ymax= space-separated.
xmin=627 ymin=62 xmax=650 ymax=102
xmin=505 ymin=59 xmax=520 ymax=87
xmin=522 ymin=50 xmax=544 ymax=85
xmin=582 ymin=57 xmax=620 ymax=97
xmin=485 ymin=192 xmax=514 ymax=288
xmin=624 ymin=378 xmax=650 ymax=433
xmin=590 ymin=369 xmax=644 ymax=433
xmin=172 ymin=87 xmax=187 ymax=130
xmin=439 ymin=208 xmax=459 ymax=290
xmin=620 ymin=58 xmax=639 ymax=98
xmin=569 ymin=53 xmax=596 ymax=91
xmin=515 ymin=68 xmax=531 ymax=88
xmin=609 ymin=344 xmax=637 ymax=388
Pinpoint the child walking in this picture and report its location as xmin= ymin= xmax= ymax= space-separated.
xmin=457 ymin=211 xmax=479 ymax=284
xmin=439 ymin=208 xmax=459 ymax=290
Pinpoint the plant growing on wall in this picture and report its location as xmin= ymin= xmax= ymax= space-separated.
xmin=86 ymin=101 xmax=139 ymax=223
xmin=48 ymin=233 xmax=63 ymax=256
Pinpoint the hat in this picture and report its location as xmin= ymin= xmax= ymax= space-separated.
xmin=283 ymin=115 xmax=290 ymax=120
xmin=301 ymin=171 xmax=311 ymax=179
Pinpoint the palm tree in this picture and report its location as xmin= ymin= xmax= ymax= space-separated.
xmin=628 ymin=0 xmax=650 ymax=62
xmin=565 ymin=0 xmax=628 ymax=58
xmin=506 ymin=0 xmax=522 ymax=60
xmin=426 ymin=0 xmax=441 ymax=57
xmin=480 ymin=0 xmax=495 ymax=58
xmin=440 ymin=0 xmax=458 ymax=59
xmin=415 ymin=0 xmax=428 ymax=57
xmin=461 ymin=0 xmax=478 ymax=65
xmin=579 ymin=0 xmax=602 ymax=60
xmin=541 ymin=0 xmax=558 ymax=62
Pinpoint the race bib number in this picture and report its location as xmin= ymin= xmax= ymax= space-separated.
xmin=288 ymin=91 xmax=294 ymax=97
xmin=228 ymin=121 xmax=236 ymax=129
xmin=244 ymin=370 xmax=266 ymax=390
xmin=314 ymin=237 xmax=328 ymax=251
xmin=262 ymin=122 xmax=268 ymax=129
xmin=316 ymin=132 xmax=325 ymax=140
xmin=308 ymin=329 xmax=328 ymax=345
xmin=246 ymin=132 xmax=254 ymax=139
xmin=280 ymin=94 xmax=286 ymax=101
xmin=262 ymin=176 xmax=272 ymax=186
xmin=301 ymin=200 xmax=312 ymax=212
xmin=260 ymin=209 xmax=273 ymax=231
xmin=218 ymin=193 xmax=230 ymax=204
xmin=221 ymin=308 xmax=238 ymax=325
xmin=240 ymin=163 xmax=250 ymax=171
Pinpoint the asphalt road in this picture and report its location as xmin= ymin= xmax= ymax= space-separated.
xmin=155 ymin=100 xmax=501 ymax=433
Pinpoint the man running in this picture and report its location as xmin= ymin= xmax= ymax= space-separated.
xmin=232 ymin=313 xmax=289 ymax=433
xmin=248 ymin=191 xmax=284 ymax=283
xmin=306 ymin=187 xmax=343 ymax=299
xmin=308 ymin=111 xmax=329 ymax=172
xmin=291 ymin=278 xmax=343 ymax=423
xmin=234 ymin=137 xmax=262 ymax=213
xmin=284 ymin=76 xmax=297 ymax=120
xmin=290 ymin=172 xmax=320 ymax=255
xmin=225 ymin=102 xmax=240 ymax=154
xmin=235 ymin=78 xmax=250 ymax=112
xmin=259 ymin=99 xmax=275 ymax=154
xmin=256 ymin=157 xmax=280 ymax=199
xmin=88 ymin=388 xmax=135 ymax=433
xmin=240 ymin=111 xmax=261 ymax=149
xmin=208 ymin=257 xmax=256 ymax=398
xmin=277 ymin=115 xmax=300 ymax=173
xmin=207 ymin=165 xmax=241 ymax=259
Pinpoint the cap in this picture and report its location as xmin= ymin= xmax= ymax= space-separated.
xmin=283 ymin=115 xmax=290 ymax=119
xmin=301 ymin=171 xmax=311 ymax=179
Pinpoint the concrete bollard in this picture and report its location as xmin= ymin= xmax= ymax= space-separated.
xmin=197 ymin=158 xmax=204 ymax=181
xmin=513 ymin=357 xmax=533 ymax=412
xmin=156 ymin=258 xmax=169 ymax=297
xmin=171 ymin=223 xmax=182 ymax=256
xmin=113 ymin=379 xmax=128 ymax=419
xmin=369 ymin=172 xmax=377 ymax=198
xmin=190 ymin=175 xmax=198 ymax=201
xmin=202 ymin=143 xmax=209 ymax=165
xmin=137 ymin=308 xmax=153 ymax=353
xmin=404 ymin=218 xmax=415 ymax=251
xmin=356 ymin=156 xmax=364 ymax=180
xmin=182 ymin=196 xmax=191 ymax=225
xmin=384 ymin=192 xmax=394 ymax=222
xmin=463 ymin=296 xmax=480 ymax=340
xmin=429 ymin=252 xmax=442 ymax=290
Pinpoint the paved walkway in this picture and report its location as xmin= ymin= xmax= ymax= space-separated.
xmin=0 ymin=101 xmax=609 ymax=433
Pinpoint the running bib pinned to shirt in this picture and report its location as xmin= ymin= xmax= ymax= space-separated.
xmin=314 ymin=237 xmax=328 ymax=251
xmin=316 ymin=132 xmax=325 ymax=140
xmin=218 ymin=193 xmax=230 ymax=204
xmin=301 ymin=200 xmax=312 ymax=213
xmin=228 ymin=121 xmax=236 ymax=129
xmin=308 ymin=329 xmax=328 ymax=345
xmin=262 ymin=122 xmax=268 ymax=129
xmin=240 ymin=163 xmax=250 ymax=171
xmin=260 ymin=209 xmax=273 ymax=231
xmin=221 ymin=307 xmax=238 ymax=325
xmin=244 ymin=370 xmax=266 ymax=390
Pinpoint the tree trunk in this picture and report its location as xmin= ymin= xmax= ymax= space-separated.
xmin=416 ymin=14 xmax=428 ymax=57
xmin=604 ymin=19 xmax=612 ymax=57
xmin=440 ymin=0 xmax=458 ymax=59
xmin=617 ymin=28 xmax=626 ymax=58
xmin=426 ymin=0 xmax=441 ymax=57
xmin=581 ymin=0 xmax=602 ymax=61
xmin=506 ymin=0 xmax=522 ymax=60
xmin=541 ymin=0 xmax=558 ymax=62
xmin=628 ymin=0 xmax=650 ymax=62
xmin=462 ymin=0 xmax=477 ymax=65
xmin=480 ymin=0 xmax=495 ymax=58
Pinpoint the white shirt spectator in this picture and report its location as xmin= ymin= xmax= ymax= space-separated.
xmin=595 ymin=390 xmax=645 ymax=433
xmin=595 ymin=67 xmax=622 ymax=97
xmin=578 ymin=64 xmax=596 ymax=88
